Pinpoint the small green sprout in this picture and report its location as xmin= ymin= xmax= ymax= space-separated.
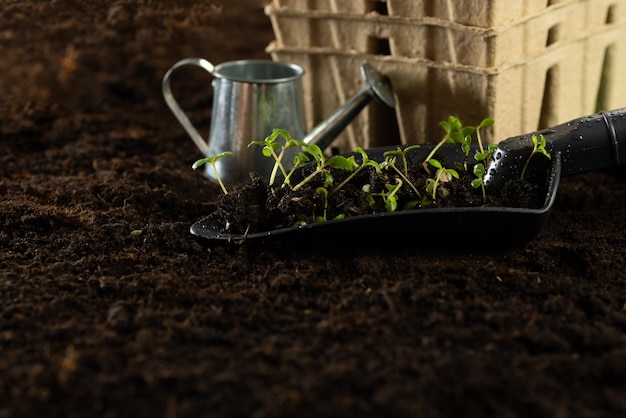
xmin=382 ymin=179 xmax=403 ymax=212
xmin=450 ymin=117 xmax=495 ymax=203
xmin=471 ymin=163 xmax=486 ymax=202
xmin=192 ymin=151 xmax=234 ymax=195
xmin=292 ymin=144 xmax=356 ymax=191
xmin=332 ymin=147 xmax=380 ymax=193
xmin=315 ymin=186 xmax=345 ymax=222
xmin=249 ymin=128 xmax=305 ymax=187
xmin=425 ymin=159 xmax=459 ymax=201
xmin=460 ymin=117 xmax=495 ymax=172
xmin=520 ymin=134 xmax=551 ymax=180
xmin=473 ymin=117 xmax=495 ymax=157
xmin=424 ymin=116 xmax=476 ymax=163
xmin=364 ymin=178 xmax=403 ymax=212
xmin=474 ymin=143 xmax=497 ymax=166
xmin=282 ymin=152 xmax=311 ymax=188
xmin=402 ymin=200 xmax=422 ymax=210
xmin=471 ymin=139 xmax=496 ymax=205
xmin=382 ymin=155 xmax=422 ymax=199
xmin=315 ymin=187 xmax=329 ymax=222
xmin=461 ymin=134 xmax=473 ymax=171
xmin=383 ymin=144 xmax=421 ymax=176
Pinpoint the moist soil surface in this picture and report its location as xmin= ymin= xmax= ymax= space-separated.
xmin=1 ymin=2 xmax=626 ymax=417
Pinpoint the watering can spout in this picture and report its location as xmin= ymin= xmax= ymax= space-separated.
xmin=303 ymin=63 xmax=396 ymax=151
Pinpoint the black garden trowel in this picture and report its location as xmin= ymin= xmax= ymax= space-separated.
xmin=190 ymin=108 xmax=626 ymax=245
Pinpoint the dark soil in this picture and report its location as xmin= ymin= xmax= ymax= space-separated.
xmin=2 ymin=2 xmax=626 ymax=417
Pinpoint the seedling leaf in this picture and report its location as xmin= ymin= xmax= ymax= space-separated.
xmin=326 ymin=155 xmax=357 ymax=171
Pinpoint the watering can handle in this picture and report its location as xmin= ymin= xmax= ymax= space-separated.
xmin=162 ymin=58 xmax=215 ymax=156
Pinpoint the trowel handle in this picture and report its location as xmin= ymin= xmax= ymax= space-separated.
xmin=162 ymin=58 xmax=215 ymax=156
xmin=537 ymin=108 xmax=626 ymax=177
xmin=485 ymin=108 xmax=626 ymax=190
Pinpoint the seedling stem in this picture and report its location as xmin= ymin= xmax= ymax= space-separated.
xmin=520 ymin=134 xmax=551 ymax=180
xmin=192 ymin=151 xmax=234 ymax=194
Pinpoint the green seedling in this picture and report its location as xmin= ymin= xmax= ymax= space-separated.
xmin=473 ymin=117 xmax=495 ymax=156
xmin=332 ymin=147 xmax=381 ymax=194
xmin=315 ymin=187 xmax=329 ymax=222
xmin=425 ymin=159 xmax=459 ymax=201
xmin=471 ymin=163 xmax=486 ymax=202
xmin=474 ymin=143 xmax=498 ymax=166
xmin=383 ymin=144 xmax=421 ymax=176
xmin=192 ymin=151 xmax=234 ymax=195
xmin=292 ymin=144 xmax=356 ymax=191
xmin=460 ymin=117 xmax=495 ymax=171
xmin=282 ymin=152 xmax=311 ymax=188
xmin=363 ymin=178 xmax=403 ymax=212
xmin=382 ymin=156 xmax=422 ymax=199
xmin=315 ymin=186 xmax=345 ymax=223
xmin=382 ymin=179 xmax=403 ymax=212
xmin=424 ymin=116 xmax=476 ymax=163
xmin=461 ymin=134 xmax=473 ymax=171
xmin=402 ymin=199 xmax=423 ymax=210
xmin=470 ymin=145 xmax=495 ymax=204
xmin=362 ymin=184 xmax=374 ymax=205
xmin=520 ymin=134 xmax=551 ymax=180
xmin=249 ymin=128 xmax=306 ymax=187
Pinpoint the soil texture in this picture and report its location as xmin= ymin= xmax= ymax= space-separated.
xmin=1 ymin=2 xmax=626 ymax=418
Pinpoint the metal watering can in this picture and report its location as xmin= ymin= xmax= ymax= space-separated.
xmin=162 ymin=58 xmax=395 ymax=184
